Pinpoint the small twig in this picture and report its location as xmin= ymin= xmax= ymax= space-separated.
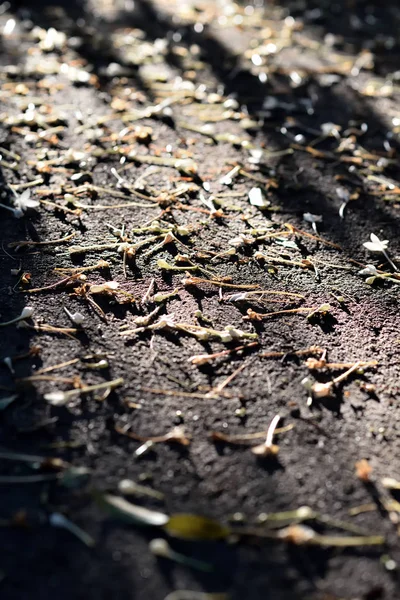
xmin=260 ymin=346 xmax=323 ymax=359
xmin=8 ymin=232 xmax=76 ymax=249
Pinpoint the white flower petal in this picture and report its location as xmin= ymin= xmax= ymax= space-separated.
xmin=363 ymin=242 xmax=380 ymax=252
xmin=249 ymin=187 xmax=269 ymax=208
xmin=20 ymin=307 xmax=34 ymax=320
xmin=44 ymin=391 xmax=68 ymax=405
xmin=359 ymin=265 xmax=378 ymax=276
xmin=303 ymin=212 xmax=323 ymax=223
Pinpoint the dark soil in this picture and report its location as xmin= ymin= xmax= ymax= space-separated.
xmin=1 ymin=1 xmax=400 ymax=599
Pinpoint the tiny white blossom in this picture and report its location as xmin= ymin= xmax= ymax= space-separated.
xmin=363 ymin=234 xmax=398 ymax=271
xmin=303 ymin=212 xmax=323 ymax=233
xmin=20 ymin=307 xmax=34 ymax=320
xmin=228 ymin=234 xmax=255 ymax=247
xmin=359 ymin=265 xmax=378 ymax=276
xmin=0 ymin=306 xmax=34 ymax=327
xmin=0 ymin=189 xmax=39 ymax=218
xmin=64 ymin=307 xmax=85 ymax=325
xmin=14 ymin=189 xmax=40 ymax=213
xmin=149 ymin=314 xmax=176 ymax=330
xmin=336 ymin=187 xmax=350 ymax=202
xmin=320 ymin=122 xmax=341 ymax=138
xmin=248 ymin=148 xmax=264 ymax=164
xmin=363 ymin=233 xmax=389 ymax=253
xmin=44 ymin=391 xmax=68 ymax=406
xmin=249 ymin=187 xmax=269 ymax=208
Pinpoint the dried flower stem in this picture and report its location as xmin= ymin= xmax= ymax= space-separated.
xmin=188 ymin=341 xmax=259 ymax=365
xmin=35 ymin=359 xmax=79 ymax=375
xmin=184 ymin=275 xmax=259 ymax=290
xmin=284 ymin=223 xmax=342 ymax=250
xmin=8 ymin=232 xmax=76 ymax=249
xmin=245 ymin=307 xmax=315 ymax=320
xmin=27 ymin=274 xmax=83 ymax=293
xmin=260 ymin=346 xmax=324 ymax=359
xmin=210 ymin=425 xmax=294 ymax=445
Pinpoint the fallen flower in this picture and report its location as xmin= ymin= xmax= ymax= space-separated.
xmin=64 ymin=307 xmax=85 ymax=325
xmin=248 ymin=187 xmax=269 ymax=208
xmin=363 ymin=233 xmax=398 ymax=271
xmin=358 ymin=264 xmax=400 ymax=286
xmin=89 ymin=281 xmax=120 ymax=294
xmin=44 ymin=377 xmax=124 ymax=405
xmin=251 ymin=414 xmax=281 ymax=457
xmin=13 ymin=189 xmax=40 ymax=215
xmin=115 ymin=425 xmax=191 ymax=446
xmin=0 ymin=190 xmax=39 ymax=218
xmin=363 ymin=233 xmax=389 ymax=253
xmin=303 ymin=212 xmax=323 ymax=233
xmin=49 ymin=512 xmax=95 ymax=547
xmin=302 ymin=361 xmax=369 ymax=403
xmin=0 ymin=306 xmax=34 ymax=327
xmin=358 ymin=264 xmax=378 ymax=276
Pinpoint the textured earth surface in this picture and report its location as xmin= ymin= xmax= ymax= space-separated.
xmin=1 ymin=1 xmax=400 ymax=599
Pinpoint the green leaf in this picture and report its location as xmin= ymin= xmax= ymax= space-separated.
xmin=165 ymin=514 xmax=230 ymax=541
xmin=95 ymin=493 xmax=169 ymax=527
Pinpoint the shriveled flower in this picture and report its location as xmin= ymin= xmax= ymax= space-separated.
xmin=148 ymin=314 xmax=176 ymax=330
xmin=227 ymin=292 xmax=249 ymax=302
xmin=89 ymin=281 xmax=119 ymax=294
xmin=228 ymin=234 xmax=255 ymax=248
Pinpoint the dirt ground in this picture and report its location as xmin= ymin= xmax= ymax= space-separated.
xmin=1 ymin=1 xmax=400 ymax=599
